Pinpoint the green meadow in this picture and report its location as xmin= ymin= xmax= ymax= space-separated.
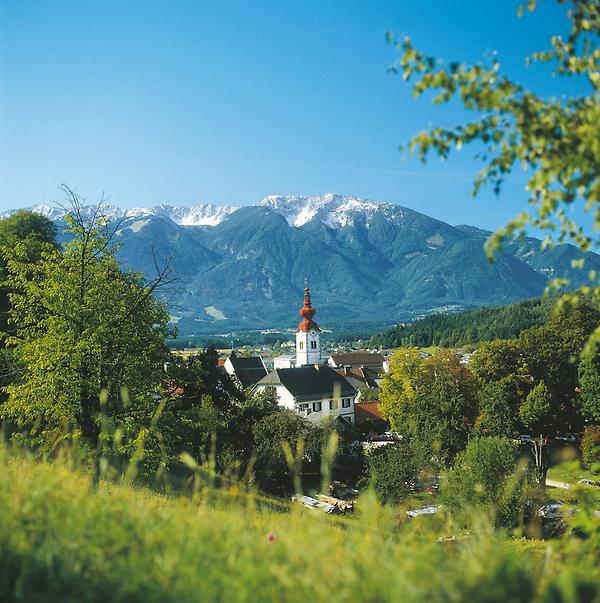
xmin=1 ymin=444 xmax=599 ymax=603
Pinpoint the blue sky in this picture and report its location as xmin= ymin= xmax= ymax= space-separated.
xmin=0 ymin=0 xmax=582 ymax=230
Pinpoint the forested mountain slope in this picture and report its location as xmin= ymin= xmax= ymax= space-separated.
xmin=8 ymin=194 xmax=599 ymax=335
xmin=369 ymin=297 xmax=554 ymax=348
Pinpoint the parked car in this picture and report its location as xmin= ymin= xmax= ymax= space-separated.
xmin=383 ymin=431 xmax=403 ymax=441
xmin=519 ymin=435 xmax=533 ymax=444
xmin=406 ymin=505 xmax=439 ymax=519
xmin=292 ymin=495 xmax=336 ymax=514
xmin=537 ymin=502 xmax=564 ymax=519
xmin=577 ymin=479 xmax=600 ymax=488
xmin=537 ymin=502 xmax=578 ymax=520
xmin=557 ymin=433 xmax=578 ymax=444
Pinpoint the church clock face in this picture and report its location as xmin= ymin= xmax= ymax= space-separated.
xmin=310 ymin=330 xmax=316 ymax=336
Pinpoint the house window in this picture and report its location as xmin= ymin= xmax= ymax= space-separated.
xmin=313 ymin=401 xmax=322 ymax=412
xmin=342 ymin=398 xmax=351 ymax=408
xmin=310 ymin=341 xmax=317 ymax=349
xmin=298 ymin=403 xmax=310 ymax=414
xmin=299 ymin=341 xmax=304 ymax=350
xmin=329 ymin=399 xmax=338 ymax=410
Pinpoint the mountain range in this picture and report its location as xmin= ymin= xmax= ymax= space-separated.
xmin=6 ymin=194 xmax=598 ymax=336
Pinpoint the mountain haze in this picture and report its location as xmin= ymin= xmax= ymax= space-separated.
xmin=7 ymin=194 xmax=598 ymax=336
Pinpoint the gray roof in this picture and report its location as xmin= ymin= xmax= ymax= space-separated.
xmin=329 ymin=351 xmax=385 ymax=369
xmin=228 ymin=355 xmax=267 ymax=387
xmin=333 ymin=366 xmax=380 ymax=389
xmin=257 ymin=366 xmax=356 ymax=401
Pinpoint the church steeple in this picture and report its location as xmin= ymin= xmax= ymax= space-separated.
xmin=296 ymin=280 xmax=321 ymax=365
xmin=297 ymin=282 xmax=320 ymax=333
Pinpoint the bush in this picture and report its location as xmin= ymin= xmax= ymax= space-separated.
xmin=443 ymin=436 xmax=534 ymax=526
xmin=363 ymin=443 xmax=417 ymax=504
xmin=581 ymin=426 xmax=600 ymax=473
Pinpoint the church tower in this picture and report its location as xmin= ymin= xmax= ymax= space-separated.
xmin=296 ymin=283 xmax=321 ymax=366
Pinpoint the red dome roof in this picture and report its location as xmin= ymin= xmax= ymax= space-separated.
xmin=297 ymin=286 xmax=320 ymax=332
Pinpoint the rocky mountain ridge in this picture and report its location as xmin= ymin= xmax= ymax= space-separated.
xmin=5 ymin=194 xmax=597 ymax=336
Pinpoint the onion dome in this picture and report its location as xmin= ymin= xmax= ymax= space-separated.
xmin=297 ymin=286 xmax=320 ymax=332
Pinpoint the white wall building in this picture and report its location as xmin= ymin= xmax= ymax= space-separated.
xmin=255 ymin=285 xmax=356 ymax=424
xmin=255 ymin=365 xmax=357 ymax=424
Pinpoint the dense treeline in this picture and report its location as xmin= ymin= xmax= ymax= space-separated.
xmin=377 ymin=300 xmax=600 ymax=506
xmin=168 ymin=326 xmax=381 ymax=351
xmin=369 ymin=297 xmax=553 ymax=349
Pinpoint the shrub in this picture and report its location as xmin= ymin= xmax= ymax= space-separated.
xmin=363 ymin=443 xmax=417 ymax=504
xmin=443 ymin=436 xmax=534 ymax=526
xmin=581 ymin=426 xmax=600 ymax=473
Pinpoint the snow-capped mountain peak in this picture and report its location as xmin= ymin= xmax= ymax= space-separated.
xmin=147 ymin=204 xmax=239 ymax=226
xmin=257 ymin=193 xmax=406 ymax=228
xmin=2 ymin=193 xmax=408 ymax=229
xmin=1 ymin=203 xmax=239 ymax=227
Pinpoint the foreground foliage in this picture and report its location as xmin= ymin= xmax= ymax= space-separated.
xmin=0 ymin=449 xmax=599 ymax=603
xmin=391 ymin=0 xmax=600 ymax=352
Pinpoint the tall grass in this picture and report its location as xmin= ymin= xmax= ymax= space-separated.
xmin=0 ymin=442 xmax=599 ymax=602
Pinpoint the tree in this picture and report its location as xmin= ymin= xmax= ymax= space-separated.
xmin=580 ymin=426 xmax=600 ymax=471
xmin=577 ymin=353 xmax=600 ymax=423
xmin=0 ymin=188 xmax=173 ymax=456
xmin=251 ymin=409 xmax=315 ymax=495
xmin=519 ymin=381 xmax=553 ymax=435
xmin=0 ymin=211 xmax=58 ymax=412
xmin=378 ymin=347 xmax=422 ymax=430
xmin=363 ymin=443 xmax=417 ymax=504
xmin=519 ymin=381 xmax=553 ymax=484
xmin=380 ymin=348 xmax=477 ymax=466
xmin=443 ymin=436 xmax=532 ymax=526
xmin=391 ymin=1 xmax=600 ymax=351
xmin=0 ymin=210 xmax=57 ymax=265
xmin=475 ymin=377 xmax=521 ymax=438
xmin=469 ymin=340 xmax=526 ymax=385
xmin=519 ymin=304 xmax=600 ymax=428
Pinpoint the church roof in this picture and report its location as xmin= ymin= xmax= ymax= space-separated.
xmin=257 ymin=366 xmax=356 ymax=401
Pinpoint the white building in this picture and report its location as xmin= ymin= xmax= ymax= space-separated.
xmin=256 ymin=284 xmax=356 ymax=424
xmin=255 ymin=365 xmax=356 ymax=424
xmin=223 ymin=352 xmax=268 ymax=387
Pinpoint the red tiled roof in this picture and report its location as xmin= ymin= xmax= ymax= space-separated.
xmin=354 ymin=401 xmax=383 ymax=422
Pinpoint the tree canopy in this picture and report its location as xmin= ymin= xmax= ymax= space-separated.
xmin=0 ymin=192 xmax=173 ymax=452
xmin=390 ymin=0 xmax=600 ymax=351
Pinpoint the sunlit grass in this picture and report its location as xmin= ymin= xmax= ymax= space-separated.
xmin=0 ymin=445 xmax=598 ymax=602
xmin=547 ymin=460 xmax=598 ymax=486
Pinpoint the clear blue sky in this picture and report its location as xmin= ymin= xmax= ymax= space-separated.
xmin=0 ymin=0 xmax=582 ymax=230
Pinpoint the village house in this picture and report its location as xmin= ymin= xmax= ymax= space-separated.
xmin=255 ymin=365 xmax=356 ymax=424
xmin=332 ymin=365 xmax=381 ymax=401
xmin=327 ymin=351 xmax=388 ymax=375
xmin=223 ymin=352 xmax=268 ymax=387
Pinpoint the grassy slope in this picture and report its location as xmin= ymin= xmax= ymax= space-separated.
xmin=548 ymin=461 xmax=599 ymax=486
xmin=0 ymin=450 xmax=598 ymax=603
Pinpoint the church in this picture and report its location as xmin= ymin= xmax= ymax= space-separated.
xmin=255 ymin=285 xmax=357 ymax=424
